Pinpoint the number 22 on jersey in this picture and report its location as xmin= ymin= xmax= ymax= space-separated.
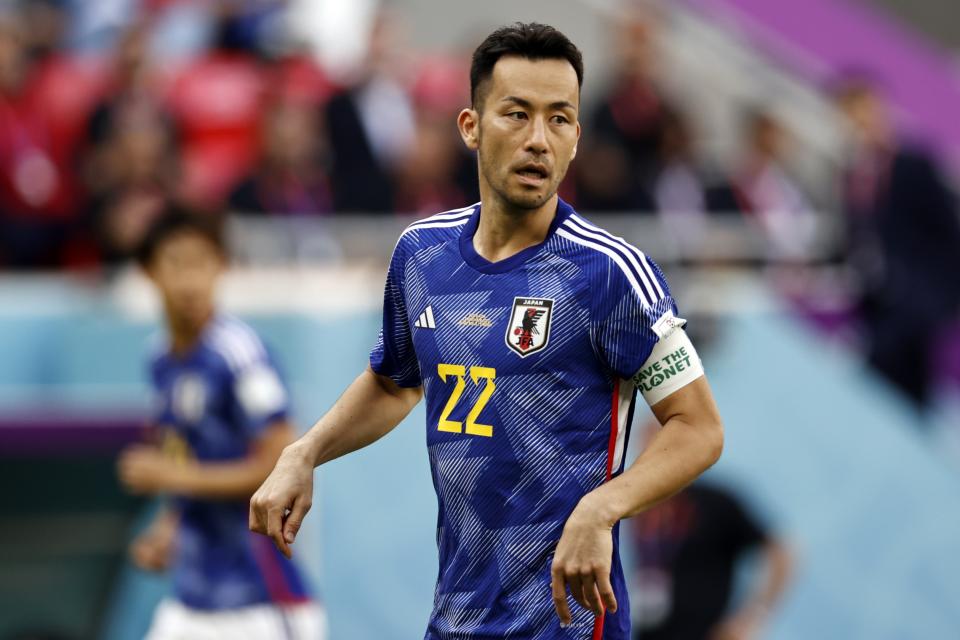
xmin=437 ymin=364 xmax=496 ymax=437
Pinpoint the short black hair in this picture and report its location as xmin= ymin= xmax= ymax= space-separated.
xmin=470 ymin=22 xmax=584 ymax=110
xmin=136 ymin=204 xmax=225 ymax=268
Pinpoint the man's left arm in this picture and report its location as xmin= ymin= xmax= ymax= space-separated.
xmin=118 ymin=419 xmax=296 ymax=500
xmin=551 ymin=376 xmax=723 ymax=625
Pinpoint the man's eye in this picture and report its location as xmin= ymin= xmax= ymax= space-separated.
xmin=507 ymin=112 xmax=527 ymax=120
xmin=552 ymin=115 xmax=569 ymax=124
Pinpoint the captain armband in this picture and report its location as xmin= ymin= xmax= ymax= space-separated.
xmin=631 ymin=316 xmax=704 ymax=406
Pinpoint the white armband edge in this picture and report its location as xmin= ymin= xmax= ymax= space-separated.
xmin=632 ymin=326 xmax=704 ymax=406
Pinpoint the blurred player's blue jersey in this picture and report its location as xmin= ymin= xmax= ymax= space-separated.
xmin=370 ymin=200 xmax=677 ymax=639
xmin=150 ymin=315 xmax=311 ymax=610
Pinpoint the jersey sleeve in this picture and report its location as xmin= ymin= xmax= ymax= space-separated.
xmin=231 ymin=352 xmax=290 ymax=436
xmin=369 ymin=236 xmax=422 ymax=387
xmin=212 ymin=330 xmax=291 ymax=438
xmin=590 ymin=254 xmax=679 ymax=380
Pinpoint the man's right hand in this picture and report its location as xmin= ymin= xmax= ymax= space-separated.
xmin=249 ymin=443 xmax=315 ymax=558
xmin=130 ymin=509 xmax=177 ymax=572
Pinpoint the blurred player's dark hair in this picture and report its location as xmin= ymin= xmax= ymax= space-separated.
xmin=470 ymin=22 xmax=584 ymax=110
xmin=826 ymin=69 xmax=887 ymax=103
xmin=136 ymin=204 xmax=226 ymax=268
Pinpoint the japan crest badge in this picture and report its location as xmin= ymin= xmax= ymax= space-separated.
xmin=506 ymin=297 xmax=554 ymax=357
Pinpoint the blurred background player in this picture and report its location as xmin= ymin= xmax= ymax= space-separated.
xmin=630 ymin=422 xmax=792 ymax=640
xmin=116 ymin=207 xmax=326 ymax=639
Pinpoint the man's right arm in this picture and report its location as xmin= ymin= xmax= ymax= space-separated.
xmin=249 ymin=366 xmax=422 ymax=557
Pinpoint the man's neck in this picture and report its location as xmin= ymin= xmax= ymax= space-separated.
xmin=473 ymin=193 xmax=559 ymax=263
xmin=168 ymin=311 xmax=213 ymax=356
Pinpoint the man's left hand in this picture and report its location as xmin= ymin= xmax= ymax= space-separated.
xmin=550 ymin=494 xmax=618 ymax=626
xmin=118 ymin=445 xmax=180 ymax=494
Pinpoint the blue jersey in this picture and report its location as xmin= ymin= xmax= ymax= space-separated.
xmin=149 ymin=315 xmax=311 ymax=610
xmin=370 ymin=200 xmax=678 ymax=639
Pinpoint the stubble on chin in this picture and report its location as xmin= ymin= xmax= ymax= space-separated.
xmin=486 ymin=164 xmax=555 ymax=213
xmin=477 ymin=145 xmax=560 ymax=213
xmin=505 ymin=188 xmax=549 ymax=211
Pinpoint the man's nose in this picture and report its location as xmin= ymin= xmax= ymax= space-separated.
xmin=524 ymin=116 xmax=548 ymax=155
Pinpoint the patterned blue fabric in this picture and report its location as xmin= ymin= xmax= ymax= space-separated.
xmin=150 ymin=315 xmax=310 ymax=609
xmin=370 ymin=200 xmax=677 ymax=639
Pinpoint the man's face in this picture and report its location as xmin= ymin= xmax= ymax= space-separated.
xmin=462 ymin=56 xmax=581 ymax=211
xmin=838 ymin=91 xmax=889 ymax=149
xmin=148 ymin=231 xmax=222 ymax=330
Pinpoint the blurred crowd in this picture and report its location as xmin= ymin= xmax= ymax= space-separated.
xmin=0 ymin=0 xmax=488 ymax=269
xmin=0 ymin=0 xmax=847 ymax=270
xmin=1 ymin=0 xmax=959 ymax=408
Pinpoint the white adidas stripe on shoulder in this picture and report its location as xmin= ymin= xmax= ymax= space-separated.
xmin=408 ymin=204 xmax=475 ymax=225
xmin=568 ymin=213 xmax=665 ymax=300
xmin=231 ymin=320 xmax=267 ymax=358
xmin=209 ymin=332 xmax=253 ymax=372
xmin=562 ymin=217 xmax=662 ymax=303
xmin=556 ymin=228 xmax=652 ymax=307
xmin=423 ymin=203 xmax=476 ymax=219
xmin=400 ymin=203 xmax=477 ymax=237
xmin=208 ymin=318 xmax=266 ymax=372
xmin=208 ymin=333 xmax=243 ymax=371
xmin=408 ymin=217 xmax=472 ymax=232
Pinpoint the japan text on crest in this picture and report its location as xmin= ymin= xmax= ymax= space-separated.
xmin=506 ymin=297 xmax=554 ymax=357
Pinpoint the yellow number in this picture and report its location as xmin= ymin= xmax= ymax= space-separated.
xmin=437 ymin=364 xmax=467 ymax=433
xmin=436 ymin=363 xmax=497 ymax=438
xmin=466 ymin=367 xmax=496 ymax=437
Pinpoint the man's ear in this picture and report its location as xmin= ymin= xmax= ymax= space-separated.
xmin=572 ymin=121 xmax=581 ymax=159
xmin=457 ymin=108 xmax=480 ymax=151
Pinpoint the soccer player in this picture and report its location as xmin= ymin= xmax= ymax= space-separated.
xmin=117 ymin=208 xmax=326 ymax=639
xmin=249 ymin=22 xmax=723 ymax=639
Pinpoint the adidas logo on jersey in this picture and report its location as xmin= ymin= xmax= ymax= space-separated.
xmin=414 ymin=306 xmax=437 ymax=329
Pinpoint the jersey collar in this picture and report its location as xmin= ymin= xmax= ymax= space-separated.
xmin=458 ymin=198 xmax=574 ymax=274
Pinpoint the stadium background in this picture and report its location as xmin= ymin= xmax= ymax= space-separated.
xmin=1 ymin=0 xmax=959 ymax=638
